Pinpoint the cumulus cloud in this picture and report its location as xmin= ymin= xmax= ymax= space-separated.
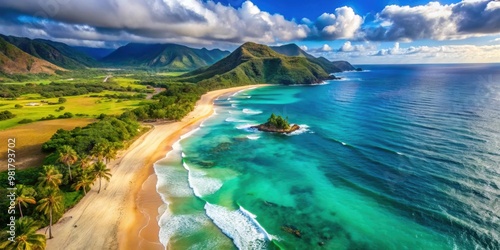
xmin=372 ymin=43 xmax=500 ymax=62
xmin=0 ymin=0 xmax=309 ymax=46
xmin=338 ymin=41 xmax=372 ymax=52
xmin=363 ymin=0 xmax=500 ymax=41
xmin=320 ymin=44 xmax=333 ymax=51
xmin=308 ymin=41 xmax=500 ymax=64
xmin=299 ymin=45 xmax=308 ymax=51
xmin=309 ymin=6 xmax=364 ymax=39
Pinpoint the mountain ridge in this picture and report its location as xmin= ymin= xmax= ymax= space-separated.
xmin=270 ymin=43 xmax=356 ymax=72
xmin=183 ymin=42 xmax=336 ymax=87
xmin=100 ymin=43 xmax=230 ymax=70
xmin=0 ymin=35 xmax=98 ymax=69
xmin=0 ymin=36 xmax=64 ymax=74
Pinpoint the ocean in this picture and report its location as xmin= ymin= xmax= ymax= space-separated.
xmin=154 ymin=64 xmax=500 ymax=250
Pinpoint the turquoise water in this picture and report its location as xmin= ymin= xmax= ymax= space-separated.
xmin=155 ymin=64 xmax=500 ymax=249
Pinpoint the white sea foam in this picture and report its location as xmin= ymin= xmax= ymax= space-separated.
xmin=231 ymin=104 xmax=238 ymax=108
xmin=286 ymin=124 xmax=311 ymax=136
xmin=180 ymin=127 xmax=200 ymax=139
xmin=341 ymin=142 xmax=347 ymax=146
xmin=236 ymin=124 xmax=258 ymax=130
xmin=155 ymin=164 xmax=193 ymax=198
xmin=246 ymin=135 xmax=260 ymax=140
xmin=225 ymin=117 xmax=251 ymax=123
xmin=159 ymin=209 xmax=210 ymax=247
xmin=204 ymin=203 xmax=270 ymax=250
xmin=247 ymin=96 xmax=252 ymax=99
xmin=183 ymin=162 xmax=222 ymax=197
xmin=397 ymin=152 xmax=403 ymax=155
xmin=242 ymin=108 xmax=262 ymax=115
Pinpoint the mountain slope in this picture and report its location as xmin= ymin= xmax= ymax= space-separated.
xmin=270 ymin=44 xmax=314 ymax=59
xmin=271 ymin=44 xmax=356 ymax=72
xmin=184 ymin=42 xmax=334 ymax=87
xmin=73 ymin=46 xmax=115 ymax=60
xmin=0 ymin=37 xmax=63 ymax=74
xmin=101 ymin=43 xmax=230 ymax=70
xmin=0 ymin=35 xmax=98 ymax=69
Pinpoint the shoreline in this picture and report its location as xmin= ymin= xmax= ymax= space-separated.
xmin=121 ymin=84 xmax=272 ymax=249
xmin=39 ymin=84 xmax=269 ymax=250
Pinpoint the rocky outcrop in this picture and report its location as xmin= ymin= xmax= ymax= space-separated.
xmin=252 ymin=124 xmax=300 ymax=134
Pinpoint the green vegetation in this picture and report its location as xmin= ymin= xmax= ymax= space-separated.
xmin=270 ymin=44 xmax=356 ymax=73
xmin=0 ymin=34 xmax=99 ymax=69
xmin=0 ymin=117 xmax=134 ymax=242
xmin=101 ymin=43 xmax=229 ymax=71
xmin=0 ymin=110 xmax=15 ymax=121
xmin=266 ymin=113 xmax=291 ymax=130
xmin=180 ymin=42 xmax=333 ymax=87
xmin=0 ymin=217 xmax=46 ymax=250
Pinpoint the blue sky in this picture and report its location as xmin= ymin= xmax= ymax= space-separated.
xmin=0 ymin=0 xmax=499 ymax=64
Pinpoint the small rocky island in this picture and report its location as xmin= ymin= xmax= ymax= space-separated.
xmin=252 ymin=113 xmax=300 ymax=134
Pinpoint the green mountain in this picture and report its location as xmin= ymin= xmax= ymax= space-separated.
xmin=270 ymin=44 xmax=356 ymax=72
xmin=73 ymin=46 xmax=115 ymax=60
xmin=0 ymin=36 xmax=63 ymax=74
xmin=101 ymin=43 xmax=230 ymax=70
xmin=183 ymin=42 xmax=335 ymax=87
xmin=270 ymin=44 xmax=315 ymax=59
xmin=0 ymin=35 xmax=98 ymax=69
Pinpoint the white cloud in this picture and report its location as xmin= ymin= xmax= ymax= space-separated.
xmin=0 ymin=0 xmax=309 ymax=45
xmin=309 ymin=42 xmax=500 ymax=64
xmin=299 ymin=45 xmax=308 ymax=51
xmin=363 ymin=0 xmax=500 ymax=41
xmin=312 ymin=6 xmax=364 ymax=39
xmin=320 ymin=44 xmax=333 ymax=51
xmin=339 ymin=41 xmax=371 ymax=52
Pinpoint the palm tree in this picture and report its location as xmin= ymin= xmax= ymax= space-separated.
xmin=36 ymin=189 xmax=63 ymax=239
xmin=0 ymin=217 xmax=46 ymax=250
xmin=15 ymin=185 xmax=36 ymax=218
xmin=78 ymin=155 xmax=93 ymax=169
xmin=90 ymin=142 xmax=106 ymax=162
xmin=93 ymin=161 xmax=112 ymax=193
xmin=103 ymin=145 xmax=118 ymax=164
xmin=58 ymin=145 xmax=78 ymax=180
xmin=37 ymin=165 xmax=62 ymax=189
xmin=72 ymin=173 xmax=94 ymax=195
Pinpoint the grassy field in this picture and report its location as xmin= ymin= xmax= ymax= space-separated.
xmin=0 ymin=93 xmax=151 ymax=130
xmin=0 ymin=118 xmax=94 ymax=171
xmin=109 ymin=77 xmax=149 ymax=90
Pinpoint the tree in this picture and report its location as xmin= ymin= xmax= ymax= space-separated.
xmin=58 ymin=145 xmax=78 ymax=180
xmin=102 ymin=143 xmax=119 ymax=164
xmin=36 ymin=189 xmax=63 ymax=239
xmin=0 ymin=217 xmax=46 ymax=250
xmin=90 ymin=142 xmax=106 ymax=162
xmin=37 ymin=165 xmax=62 ymax=189
xmin=73 ymin=173 xmax=94 ymax=195
xmin=78 ymin=155 xmax=93 ymax=169
xmin=14 ymin=104 xmax=23 ymax=109
xmin=92 ymin=161 xmax=112 ymax=194
xmin=15 ymin=185 xmax=36 ymax=218
xmin=58 ymin=97 xmax=67 ymax=104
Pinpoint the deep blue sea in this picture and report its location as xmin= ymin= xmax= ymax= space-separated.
xmin=154 ymin=64 xmax=500 ymax=249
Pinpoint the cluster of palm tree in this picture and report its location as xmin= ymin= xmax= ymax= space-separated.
xmin=1 ymin=144 xmax=116 ymax=249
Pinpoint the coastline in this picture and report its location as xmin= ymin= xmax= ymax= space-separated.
xmin=40 ymin=84 xmax=269 ymax=250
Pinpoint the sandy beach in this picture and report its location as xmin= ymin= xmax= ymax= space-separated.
xmin=40 ymin=84 xmax=267 ymax=250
